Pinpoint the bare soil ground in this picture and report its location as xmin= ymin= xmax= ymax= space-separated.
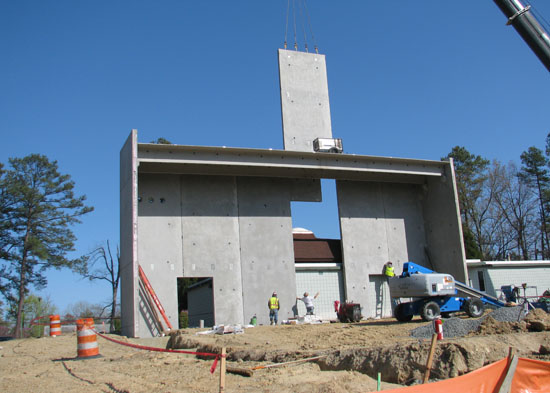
xmin=1 ymin=311 xmax=550 ymax=393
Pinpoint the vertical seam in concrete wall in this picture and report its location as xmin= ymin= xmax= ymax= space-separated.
xmin=235 ymin=176 xmax=246 ymax=325
xmin=179 ymin=174 xmax=185 ymax=329
xmin=335 ymin=180 xmax=348 ymax=301
xmin=380 ymin=183 xmax=391 ymax=264
xmin=179 ymin=174 xmax=185 ymax=278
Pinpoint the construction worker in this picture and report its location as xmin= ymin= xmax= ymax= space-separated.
xmin=297 ymin=292 xmax=319 ymax=315
xmin=384 ymin=261 xmax=395 ymax=279
xmin=268 ymin=291 xmax=280 ymax=325
xmin=384 ymin=261 xmax=399 ymax=311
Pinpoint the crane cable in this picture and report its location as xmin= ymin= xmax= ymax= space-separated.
xmin=303 ymin=0 xmax=319 ymax=53
xmin=284 ymin=0 xmax=319 ymax=53
xmin=284 ymin=0 xmax=290 ymax=49
xmin=527 ymin=0 xmax=550 ymax=33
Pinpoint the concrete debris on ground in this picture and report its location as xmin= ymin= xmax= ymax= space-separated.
xmin=409 ymin=306 xmax=550 ymax=339
xmin=195 ymin=324 xmax=246 ymax=335
xmin=283 ymin=315 xmax=325 ymax=325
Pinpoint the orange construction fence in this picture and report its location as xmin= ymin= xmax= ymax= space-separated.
xmin=381 ymin=356 xmax=550 ymax=393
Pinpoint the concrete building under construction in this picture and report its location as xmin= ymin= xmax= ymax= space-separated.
xmin=120 ymin=49 xmax=466 ymax=337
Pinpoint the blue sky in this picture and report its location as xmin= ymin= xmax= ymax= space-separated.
xmin=1 ymin=1 xmax=549 ymax=314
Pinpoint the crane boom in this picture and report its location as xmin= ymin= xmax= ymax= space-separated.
xmin=493 ymin=0 xmax=550 ymax=71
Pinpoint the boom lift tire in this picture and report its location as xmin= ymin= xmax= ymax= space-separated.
xmin=420 ymin=301 xmax=440 ymax=321
xmin=394 ymin=303 xmax=413 ymax=322
xmin=464 ymin=298 xmax=484 ymax=318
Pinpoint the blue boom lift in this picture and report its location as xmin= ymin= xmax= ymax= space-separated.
xmin=389 ymin=262 xmax=508 ymax=322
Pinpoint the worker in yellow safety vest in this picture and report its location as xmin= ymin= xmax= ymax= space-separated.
xmin=268 ymin=292 xmax=280 ymax=325
xmin=384 ymin=262 xmax=395 ymax=278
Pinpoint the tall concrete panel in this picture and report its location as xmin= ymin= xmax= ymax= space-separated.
xmin=137 ymin=173 xmax=184 ymax=337
xmin=237 ymin=177 xmax=297 ymax=325
xmin=278 ymin=49 xmax=333 ymax=152
xmin=120 ymin=130 xmax=138 ymax=337
xmin=337 ymin=181 xmax=427 ymax=317
xmin=180 ymin=175 xmax=244 ymax=326
xmin=422 ymin=161 xmax=467 ymax=281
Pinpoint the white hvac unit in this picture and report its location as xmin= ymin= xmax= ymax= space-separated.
xmin=313 ymin=138 xmax=343 ymax=153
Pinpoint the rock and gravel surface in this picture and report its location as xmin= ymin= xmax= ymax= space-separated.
xmin=410 ymin=306 xmax=525 ymax=339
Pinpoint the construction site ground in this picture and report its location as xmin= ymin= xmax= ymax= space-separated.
xmin=1 ymin=310 xmax=550 ymax=393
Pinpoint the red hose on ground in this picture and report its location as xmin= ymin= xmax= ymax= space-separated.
xmin=93 ymin=329 xmax=224 ymax=373
xmin=29 ymin=316 xmax=222 ymax=373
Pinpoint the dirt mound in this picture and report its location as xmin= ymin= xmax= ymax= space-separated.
xmin=167 ymin=329 xmax=325 ymax=362
xmin=524 ymin=309 xmax=550 ymax=331
xmin=318 ymin=340 xmax=508 ymax=384
xmin=167 ymin=321 xmax=422 ymax=363
xmin=318 ymin=333 xmax=550 ymax=384
xmin=475 ymin=316 xmax=527 ymax=335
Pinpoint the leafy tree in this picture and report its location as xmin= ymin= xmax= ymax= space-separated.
xmin=0 ymin=154 xmax=93 ymax=338
xmin=80 ymin=240 xmax=120 ymax=332
xmin=150 ymin=138 xmax=172 ymax=144
xmin=6 ymin=294 xmax=57 ymax=337
xmin=462 ymin=227 xmax=483 ymax=260
xmin=520 ymin=146 xmax=550 ymax=258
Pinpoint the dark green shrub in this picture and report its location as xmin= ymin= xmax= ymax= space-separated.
xmin=113 ymin=318 xmax=121 ymax=334
xmin=179 ymin=310 xmax=188 ymax=329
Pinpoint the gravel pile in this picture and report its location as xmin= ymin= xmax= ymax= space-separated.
xmin=410 ymin=306 xmax=524 ymax=339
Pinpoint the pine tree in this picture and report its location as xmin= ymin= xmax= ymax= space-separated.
xmin=444 ymin=146 xmax=490 ymax=259
xmin=0 ymin=154 xmax=93 ymax=337
xmin=520 ymin=146 xmax=550 ymax=258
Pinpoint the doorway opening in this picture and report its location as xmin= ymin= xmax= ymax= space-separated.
xmin=177 ymin=277 xmax=214 ymax=328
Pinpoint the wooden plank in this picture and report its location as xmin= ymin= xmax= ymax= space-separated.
xmin=219 ymin=347 xmax=226 ymax=393
xmin=423 ymin=334 xmax=438 ymax=383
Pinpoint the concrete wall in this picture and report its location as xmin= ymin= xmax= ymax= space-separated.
xmin=337 ymin=181 xmax=427 ymax=316
xmin=421 ymin=160 xmax=467 ymax=281
xmin=278 ymin=49 xmax=333 ymax=152
xmin=137 ymin=173 xmax=184 ymax=337
xmin=180 ymin=175 xmax=244 ymax=327
xmin=131 ymin=171 xmax=322 ymax=336
xmin=238 ymin=177 xmax=299 ymax=325
xmin=120 ymin=130 xmax=138 ymax=337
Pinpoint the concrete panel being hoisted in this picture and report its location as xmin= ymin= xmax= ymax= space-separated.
xmin=278 ymin=49 xmax=333 ymax=152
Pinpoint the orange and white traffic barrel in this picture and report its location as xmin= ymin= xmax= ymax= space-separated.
xmin=76 ymin=318 xmax=99 ymax=358
xmin=49 ymin=315 xmax=61 ymax=337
